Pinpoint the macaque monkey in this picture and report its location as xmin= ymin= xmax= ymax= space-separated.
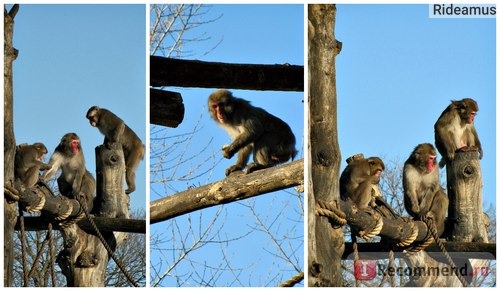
xmin=434 ymin=98 xmax=482 ymax=168
xmin=43 ymin=133 xmax=95 ymax=211
xmin=403 ymin=143 xmax=448 ymax=236
xmin=86 ymin=106 xmax=145 ymax=194
xmin=208 ymin=89 xmax=297 ymax=176
xmin=340 ymin=156 xmax=385 ymax=210
xmin=14 ymin=142 xmax=51 ymax=188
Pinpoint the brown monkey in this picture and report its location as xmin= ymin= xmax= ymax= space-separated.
xmin=434 ymin=98 xmax=482 ymax=168
xmin=86 ymin=106 xmax=145 ymax=194
xmin=208 ymin=89 xmax=297 ymax=176
xmin=14 ymin=142 xmax=51 ymax=188
xmin=403 ymin=143 xmax=448 ymax=236
xmin=43 ymin=133 xmax=95 ymax=211
xmin=339 ymin=156 xmax=385 ymax=210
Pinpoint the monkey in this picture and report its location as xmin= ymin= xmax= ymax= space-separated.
xmin=86 ymin=106 xmax=145 ymax=194
xmin=339 ymin=156 xmax=385 ymax=210
xmin=43 ymin=133 xmax=95 ymax=211
xmin=14 ymin=142 xmax=51 ymax=188
xmin=208 ymin=89 xmax=297 ymax=176
xmin=434 ymin=98 xmax=482 ymax=168
xmin=403 ymin=143 xmax=448 ymax=236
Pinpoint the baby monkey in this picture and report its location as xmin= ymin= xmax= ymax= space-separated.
xmin=14 ymin=142 xmax=51 ymax=188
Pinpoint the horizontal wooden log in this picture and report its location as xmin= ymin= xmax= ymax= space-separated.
xmin=343 ymin=242 xmax=496 ymax=260
xmin=150 ymin=88 xmax=184 ymax=128
xmin=150 ymin=56 xmax=304 ymax=91
xmin=340 ymin=198 xmax=430 ymax=243
xmin=150 ymin=159 xmax=304 ymax=224
xmin=16 ymin=216 xmax=146 ymax=234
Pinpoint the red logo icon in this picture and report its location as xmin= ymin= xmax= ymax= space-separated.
xmin=354 ymin=260 xmax=377 ymax=280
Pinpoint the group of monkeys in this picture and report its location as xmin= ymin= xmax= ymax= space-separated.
xmin=340 ymin=98 xmax=482 ymax=237
xmin=14 ymin=106 xmax=145 ymax=213
xmin=13 ymin=90 xmax=483 ymax=238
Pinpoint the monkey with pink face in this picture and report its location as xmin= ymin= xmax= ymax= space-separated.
xmin=208 ymin=89 xmax=297 ymax=176
xmin=403 ymin=143 xmax=448 ymax=236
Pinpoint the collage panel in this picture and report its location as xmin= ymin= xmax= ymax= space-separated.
xmin=4 ymin=4 xmax=146 ymax=287
xmin=307 ymin=4 xmax=495 ymax=287
xmin=149 ymin=4 xmax=305 ymax=287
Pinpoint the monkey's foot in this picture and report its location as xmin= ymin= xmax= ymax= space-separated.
xmin=245 ymin=162 xmax=270 ymax=174
xmin=225 ymin=165 xmax=243 ymax=176
xmin=457 ymin=146 xmax=478 ymax=153
xmin=125 ymin=186 xmax=135 ymax=195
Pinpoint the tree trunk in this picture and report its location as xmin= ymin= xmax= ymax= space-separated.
xmin=446 ymin=150 xmax=487 ymax=243
xmin=307 ymin=4 xmax=343 ymax=287
xmin=58 ymin=145 xmax=129 ymax=286
xmin=4 ymin=5 xmax=19 ymax=287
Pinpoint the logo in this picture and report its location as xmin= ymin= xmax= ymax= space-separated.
xmin=354 ymin=259 xmax=377 ymax=280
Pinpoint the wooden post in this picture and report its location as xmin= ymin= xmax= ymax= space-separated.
xmin=446 ymin=150 xmax=487 ymax=243
xmin=308 ymin=4 xmax=343 ymax=287
xmin=58 ymin=144 xmax=129 ymax=286
xmin=4 ymin=5 xmax=19 ymax=287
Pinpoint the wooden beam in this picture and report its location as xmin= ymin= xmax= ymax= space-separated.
xmin=150 ymin=159 xmax=304 ymax=224
xmin=150 ymin=56 xmax=304 ymax=91
xmin=16 ymin=216 xmax=146 ymax=234
xmin=150 ymin=89 xmax=184 ymax=127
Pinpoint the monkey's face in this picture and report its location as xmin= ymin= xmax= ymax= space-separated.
xmin=367 ymin=157 xmax=384 ymax=180
xmin=208 ymin=93 xmax=233 ymax=124
xmin=457 ymin=98 xmax=478 ymax=124
xmin=33 ymin=143 xmax=48 ymax=161
xmin=86 ymin=106 xmax=100 ymax=127
xmin=60 ymin=133 xmax=81 ymax=156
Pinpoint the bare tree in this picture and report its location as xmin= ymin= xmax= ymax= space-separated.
xmin=150 ymin=4 xmax=222 ymax=58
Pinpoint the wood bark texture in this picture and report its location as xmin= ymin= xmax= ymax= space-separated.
xmin=446 ymin=150 xmax=487 ymax=243
xmin=151 ymin=159 xmax=304 ymax=224
xmin=58 ymin=145 xmax=129 ymax=286
xmin=4 ymin=5 xmax=19 ymax=287
xmin=307 ymin=4 xmax=343 ymax=287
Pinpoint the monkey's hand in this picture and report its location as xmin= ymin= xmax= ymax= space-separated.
xmin=40 ymin=163 xmax=52 ymax=171
xmin=222 ymin=145 xmax=235 ymax=159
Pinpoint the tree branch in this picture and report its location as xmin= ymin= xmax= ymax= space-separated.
xmin=150 ymin=159 xmax=304 ymax=223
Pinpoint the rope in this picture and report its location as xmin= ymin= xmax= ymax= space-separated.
xmin=278 ymin=272 xmax=304 ymax=287
xmin=77 ymin=195 xmax=141 ymax=287
xmin=358 ymin=215 xmax=383 ymax=240
xmin=425 ymin=216 xmax=469 ymax=287
xmin=47 ymin=223 xmax=57 ymax=287
xmin=315 ymin=200 xmax=347 ymax=226
xmin=4 ymin=183 xmax=20 ymax=201
xmin=351 ymin=232 xmax=360 ymax=287
xmin=396 ymin=220 xmax=418 ymax=247
xmin=25 ymin=194 xmax=45 ymax=213
xmin=19 ymin=210 xmax=29 ymax=287
xmin=389 ymin=250 xmax=396 ymax=287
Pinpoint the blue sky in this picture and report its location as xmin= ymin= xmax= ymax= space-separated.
xmin=335 ymin=4 xmax=496 ymax=208
xmin=9 ymin=4 xmax=146 ymax=212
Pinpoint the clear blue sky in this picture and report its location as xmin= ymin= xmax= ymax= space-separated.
xmin=10 ymin=4 xmax=146 ymax=212
xmin=336 ymin=4 xmax=496 ymax=208
xmin=149 ymin=4 xmax=305 ymax=287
